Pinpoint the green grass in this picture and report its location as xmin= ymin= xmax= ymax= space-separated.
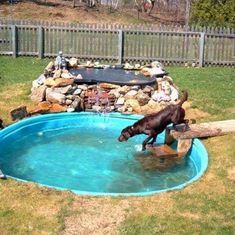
xmin=168 ymin=67 xmax=235 ymax=120
xmin=0 ymin=57 xmax=50 ymax=89
xmin=0 ymin=56 xmax=235 ymax=234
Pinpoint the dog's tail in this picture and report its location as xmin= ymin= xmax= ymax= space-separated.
xmin=178 ymin=90 xmax=188 ymax=106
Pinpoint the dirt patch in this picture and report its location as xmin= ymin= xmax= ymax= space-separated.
xmin=63 ymin=198 xmax=130 ymax=235
xmin=0 ymin=1 xmax=183 ymax=25
xmin=185 ymin=108 xmax=210 ymax=121
xmin=228 ymin=167 xmax=235 ymax=183
xmin=179 ymin=212 xmax=200 ymax=220
xmin=63 ymin=193 xmax=175 ymax=235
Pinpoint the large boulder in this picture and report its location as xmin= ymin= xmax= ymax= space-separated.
xmin=124 ymin=90 xmax=138 ymax=98
xmin=44 ymin=77 xmax=56 ymax=87
xmin=141 ymin=99 xmax=162 ymax=115
xmin=30 ymin=85 xmax=47 ymax=103
xmin=116 ymin=97 xmax=125 ymax=105
xmin=53 ymin=85 xmax=74 ymax=94
xmin=53 ymin=69 xmax=62 ymax=78
xmin=125 ymin=99 xmax=141 ymax=113
xmin=136 ymin=90 xmax=150 ymax=106
xmin=53 ymin=78 xmax=74 ymax=87
xmin=45 ymin=61 xmax=54 ymax=71
xmin=10 ymin=106 xmax=28 ymax=121
xmin=50 ymin=103 xmax=66 ymax=113
xmin=46 ymin=89 xmax=66 ymax=104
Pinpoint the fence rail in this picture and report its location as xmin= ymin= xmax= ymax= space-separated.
xmin=0 ymin=20 xmax=234 ymax=66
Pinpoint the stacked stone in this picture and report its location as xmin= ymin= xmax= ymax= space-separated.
xmin=30 ymin=58 xmax=179 ymax=115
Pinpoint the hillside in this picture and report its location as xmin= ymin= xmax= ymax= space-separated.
xmin=0 ymin=0 xmax=184 ymax=25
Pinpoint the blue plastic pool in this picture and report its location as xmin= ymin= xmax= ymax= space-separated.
xmin=0 ymin=112 xmax=208 ymax=196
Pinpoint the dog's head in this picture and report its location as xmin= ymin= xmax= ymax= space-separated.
xmin=118 ymin=126 xmax=134 ymax=142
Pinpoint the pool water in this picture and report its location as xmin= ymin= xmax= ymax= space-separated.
xmin=0 ymin=113 xmax=208 ymax=196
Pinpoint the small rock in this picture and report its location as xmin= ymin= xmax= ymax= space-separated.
xmin=109 ymin=89 xmax=120 ymax=98
xmin=151 ymin=61 xmax=164 ymax=69
xmin=170 ymin=85 xmax=179 ymax=101
xmin=143 ymin=85 xmax=154 ymax=94
xmin=36 ymin=74 xmax=46 ymax=86
xmin=116 ymin=97 xmax=125 ymax=105
xmin=118 ymin=85 xmax=131 ymax=95
xmin=126 ymin=107 xmax=133 ymax=113
xmin=76 ymin=74 xmax=83 ymax=80
xmin=68 ymin=58 xmax=78 ymax=67
xmin=65 ymin=99 xmax=73 ymax=105
xmin=71 ymin=96 xmax=83 ymax=111
xmin=152 ymin=91 xmax=171 ymax=102
xmin=117 ymin=105 xmax=127 ymax=113
xmin=0 ymin=169 xmax=6 ymax=180
xmin=53 ymin=69 xmax=62 ymax=78
xmin=92 ymin=105 xmax=102 ymax=112
xmin=45 ymin=61 xmax=54 ymax=71
xmin=66 ymin=95 xmax=75 ymax=100
xmin=67 ymin=107 xmax=75 ymax=112
xmin=99 ymin=83 xmax=120 ymax=89
xmin=61 ymin=72 xmax=74 ymax=79
xmin=73 ymin=88 xmax=82 ymax=95
xmin=32 ymin=79 xmax=41 ymax=88
xmin=77 ymin=85 xmax=88 ymax=90
xmin=131 ymin=85 xmax=141 ymax=91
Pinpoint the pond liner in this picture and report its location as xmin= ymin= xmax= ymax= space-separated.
xmin=70 ymin=67 xmax=167 ymax=86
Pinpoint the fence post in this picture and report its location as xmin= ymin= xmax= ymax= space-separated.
xmin=11 ymin=25 xmax=18 ymax=58
xmin=38 ymin=26 xmax=44 ymax=59
xmin=118 ymin=30 xmax=124 ymax=64
xmin=199 ymin=32 xmax=205 ymax=67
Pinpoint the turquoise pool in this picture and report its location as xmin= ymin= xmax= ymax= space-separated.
xmin=0 ymin=112 xmax=208 ymax=196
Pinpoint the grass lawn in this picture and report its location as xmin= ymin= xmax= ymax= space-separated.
xmin=0 ymin=56 xmax=235 ymax=234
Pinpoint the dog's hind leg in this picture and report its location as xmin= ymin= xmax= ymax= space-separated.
xmin=148 ymin=134 xmax=157 ymax=146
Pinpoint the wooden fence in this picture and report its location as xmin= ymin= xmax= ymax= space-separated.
xmin=0 ymin=20 xmax=234 ymax=66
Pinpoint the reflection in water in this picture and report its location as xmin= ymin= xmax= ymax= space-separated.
xmin=134 ymin=151 xmax=184 ymax=171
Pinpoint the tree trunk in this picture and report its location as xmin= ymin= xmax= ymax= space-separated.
xmin=185 ymin=0 xmax=191 ymax=31
xmin=72 ymin=0 xmax=76 ymax=8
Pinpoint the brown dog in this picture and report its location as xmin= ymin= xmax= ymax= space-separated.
xmin=118 ymin=91 xmax=189 ymax=151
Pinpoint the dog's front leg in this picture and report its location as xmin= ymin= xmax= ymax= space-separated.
xmin=142 ymin=136 xmax=153 ymax=151
xmin=148 ymin=134 xmax=157 ymax=146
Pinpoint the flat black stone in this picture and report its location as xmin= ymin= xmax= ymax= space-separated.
xmin=70 ymin=67 xmax=167 ymax=86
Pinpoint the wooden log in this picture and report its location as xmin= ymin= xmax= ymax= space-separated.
xmin=169 ymin=120 xmax=235 ymax=140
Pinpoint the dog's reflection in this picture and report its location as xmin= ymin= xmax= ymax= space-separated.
xmin=134 ymin=151 xmax=184 ymax=171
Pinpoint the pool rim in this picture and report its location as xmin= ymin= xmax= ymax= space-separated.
xmin=0 ymin=112 xmax=209 ymax=196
